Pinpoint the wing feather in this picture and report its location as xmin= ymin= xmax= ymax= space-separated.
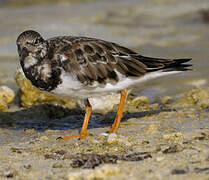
xmin=57 ymin=37 xmax=148 ymax=85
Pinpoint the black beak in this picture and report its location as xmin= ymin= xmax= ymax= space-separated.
xmin=17 ymin=45 xmax=21 ymax=57
xmin=20 ymin=47 xmax=29 ymax=61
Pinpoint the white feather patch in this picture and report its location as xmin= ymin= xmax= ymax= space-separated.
xmin=40 ymin=63 xmax=51 ymax=78
xmin=59 ymin=54 xmax=68 ymax=62
xmin=24 ymin=55 xmax=38 ymax=69
xmin=52 ymin=69 xmax=181 ymax=100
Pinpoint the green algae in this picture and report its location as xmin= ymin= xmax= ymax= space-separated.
xmin=0 ymin=86 xmax=15 ymax=111
xmin=172 ymin=87 xmax=209 ymax=109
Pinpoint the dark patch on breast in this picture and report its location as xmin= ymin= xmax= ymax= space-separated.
xmin=22 ymin=59 xmax=62 ymax=92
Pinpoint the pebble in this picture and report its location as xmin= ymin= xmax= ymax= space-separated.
xmin=130 ymin=96 xmax=149 ymax=106
xmin=106 ymin=133 xmax=131 ymax=146
xmin=162 ymin=144 xmax=183 ymax=154
xmin=4 ymin=168 xmax=14 ymax=178
xmin=39 ymin=136 xmax=49 ymax=141
xmin=23 ymin=129 xmax=35 ymax=135
xmin=160 ymin=96 xmax=173 ymax=104
xmin=68 ymin=164 xmax=121 ymax=180
xmin=0 ymin=86 xmax=15 ymax=111
xmin=162 ymin=132 xmax=184 ymax=142
xmin=52 ymin=163 xmax=63 ymax=168
xmin=155 ymin=156 xmax=165 ymax=162
xmin=23 ymin=164 xmax=32 ymax=169
xmin=107 ymin=133 xmax=118 ymax=144
xmin=144 ymin=124 xmax=158 ymax=134
xmin=171 ymin=169 xmax=187 ymax=174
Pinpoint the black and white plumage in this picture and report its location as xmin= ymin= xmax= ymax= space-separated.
xmin=16 ymin=30 xmax=192 ymax=106
xmin=16 ymin=30 xmax=193 ymax=139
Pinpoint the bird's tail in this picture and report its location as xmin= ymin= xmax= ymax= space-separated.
xmin=132 ymin=55 xmax=192 ymax=72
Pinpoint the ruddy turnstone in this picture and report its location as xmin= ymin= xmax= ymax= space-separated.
xmin=16 ymin=30 xmax=192 ymax=139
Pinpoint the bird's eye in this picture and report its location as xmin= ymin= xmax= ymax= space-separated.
xmin=34 ymin=38 xmax=40 ymax=44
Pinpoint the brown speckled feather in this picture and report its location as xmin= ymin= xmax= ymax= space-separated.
xmin=54 ymin=37 xmax=148 ymax=85
xmin=45 ymin=35 xmax=192 ymax=86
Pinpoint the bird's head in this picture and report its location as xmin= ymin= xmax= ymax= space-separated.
xmin=16 ymin=30 xmax=48 ymax=65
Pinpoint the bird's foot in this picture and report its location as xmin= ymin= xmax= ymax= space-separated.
xmin=57 ymin=131 xmax=91 ymax=140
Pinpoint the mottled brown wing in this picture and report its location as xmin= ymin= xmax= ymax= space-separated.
xmin=59 ymin=38 xmax=147 ymax=85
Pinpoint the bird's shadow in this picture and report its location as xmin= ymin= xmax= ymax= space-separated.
xmin=0 ymin=104 xmax=173 ymax=131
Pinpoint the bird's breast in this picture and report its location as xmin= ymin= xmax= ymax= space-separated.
xmin=23 ymin=55 xmax=38 ymax=69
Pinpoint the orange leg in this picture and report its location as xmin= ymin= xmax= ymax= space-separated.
xmin=57 ymin=100 xmax=92 ymax=140
xmin=108 ymin=88 xmax=127 ymax=134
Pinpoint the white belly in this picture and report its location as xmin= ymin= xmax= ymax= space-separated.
xmin=51 ymin=70 xmax=180 ymax=100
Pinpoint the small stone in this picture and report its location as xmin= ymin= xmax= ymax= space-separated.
xmin=68 ymin=164 xmax=121 ymax=180
xmin=162 ymin=144 xmax=183 ymax=154
xmin=55 ymin=150 xmax=66 ymax=155
xmin=4 ymin=168 xmax=14 ymax=178
xmin=23 ymin=129 xmax=35 ymax=135
xmin=107 ymin=133 xmax=118 ymax=144
xmin=131 ymin=96 xmax=149 ymax=106
xmin=10 ymin=147 xmax=22 ymax=154
xmin=155 ymin=156 xmax=165 ymax=162
xmin=23 ymin=164 xmax=32 ymax=169
xmin=173 ymin=87 xmax=209 ymax=108
xmin=106 ymin=133 xmax=131 ymax=145
xmin=45 ymin=129 xmax=57 ymax=134
xmin=162 ymin=132 xmax=184 ymax=142
xmin=39 ymin=136 xmax=49 ymax=141
xmin=0 ymin=86 xmax=15 ymax=111
xmin=155 ymin=145 xmax=161 ymax=152
xmin=100 ymin=132 xmax=109 ymax=136
xmin=141 ymin=140 xmax=149 ymax=145
xmin=171 ymin=169 xmax=187 ymax=175
xmin=194 ymin=167 xmax=209 ymax=173
xmin=144 ymin=124 xmax=158 ymax=134
xmin=161 ymin=96 xmax=173 ymax=104
xmin=52 ymin=163 xmax=63 ymax=168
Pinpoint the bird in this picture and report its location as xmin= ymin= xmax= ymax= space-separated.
xmin=16 ymin=30 xmax=192 ymax=140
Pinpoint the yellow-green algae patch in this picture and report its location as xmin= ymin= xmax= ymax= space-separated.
xmin=125 ymin=95 xmax=159 ymax=113
xmin=0 ymin=86 xmax=15 ymax=111
xmin=15 ymin=69 xmax=76 ymax=109
xmin=172 ymin=87 xmax=209 ymax=109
